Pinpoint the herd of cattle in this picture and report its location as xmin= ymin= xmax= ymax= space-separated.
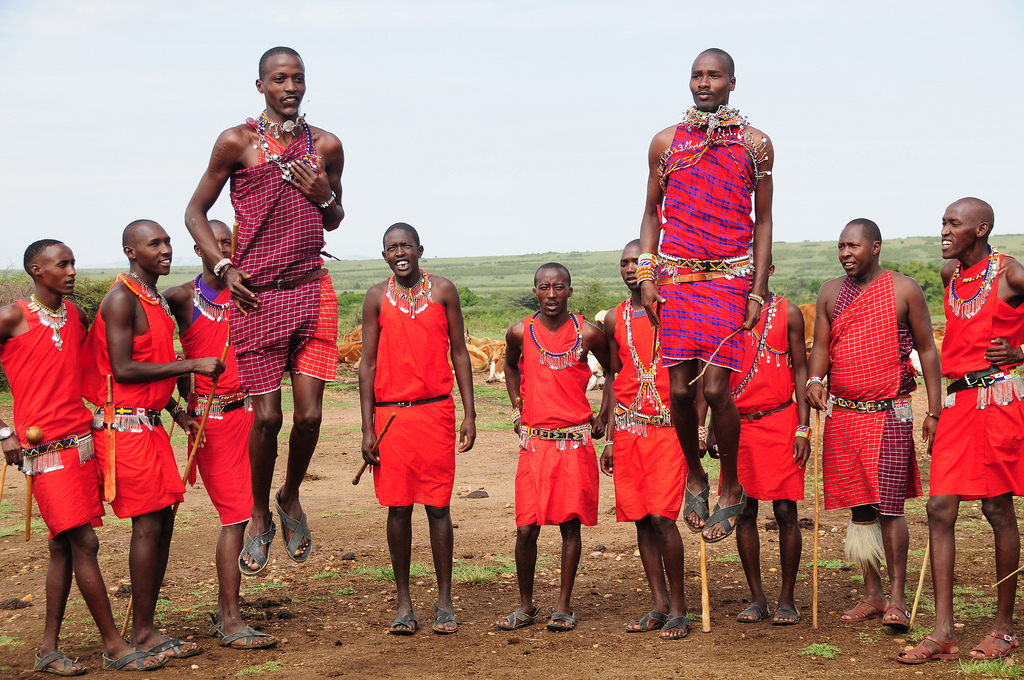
xmin=335 ymin=304 xmax=945 ymax=388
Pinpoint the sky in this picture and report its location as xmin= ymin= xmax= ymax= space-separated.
xmin=1 ymin=0 xmax=1022 ymax=268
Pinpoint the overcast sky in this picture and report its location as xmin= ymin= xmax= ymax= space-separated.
xmin=2 ymin=0 xmax=1022 ymax=267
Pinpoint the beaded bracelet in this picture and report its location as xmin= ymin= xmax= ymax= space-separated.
xmin=806 ymin=376 xmax=823 ymax=388
xmin=795 ymin=424 xmax=810 ymax=439
xmin=168 ymin=402 xmax=185 ymax=419
xmin=698 ymin=425 xmax=708 ymax=442
xmin=317 ymin=191 xmax=337 ymax=211
xmin=509 ymin=407 xmax=521 ymax=424
xmin=925 ymin=411 xmax=940 ymax=420
xmin=636 ymin=253 xmax=657 ymax=284
xmin=747 ymin=293 xmax=765 ymax=306
xmin=214 ymin=258 xmax=233 ymax=280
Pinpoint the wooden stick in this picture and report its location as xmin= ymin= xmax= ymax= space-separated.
xmin=102 ymin=375 xmax=116 ymax=503
xmin=812 ymin=409 xmax=821 ymax=629
xmin=121 ymin=344 xmax=229 ymax=638
xmin=910 ymin=538 xmax=930 ymax=629
xmin=0 ymin=460 xmax=7 ymax=504
xmin=24 ymin=476 xmax=32 ymax=541
xmin=231 ymin=221 xmax=240 ymax=257
xmin=992 ymin=564 xmax=1024 ymax=589
xmin=699 ymin=535 xmax=711 ymax=632
xmin=352 ymin=412 xmax=397 ymax=485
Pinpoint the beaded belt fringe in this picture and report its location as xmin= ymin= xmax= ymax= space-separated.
xmin=520 ymin=424 xmax=592 ymax=451
xmin=188 ymin=392 xmax=252 ymax=419
xmin=614 ymin=403 xmax=672 ymax=437
xmin=656 ymin=251 xmax=754 ymax=280
xmin=826 ymin=395 xmax=912 ymax=421
xmin=944 ymin=366 xmax=1024 ymax=410
xmin=22 ymin=432 xmax=94 ymax=476
xmin=92 ymin=407 xmax=162 ymax=433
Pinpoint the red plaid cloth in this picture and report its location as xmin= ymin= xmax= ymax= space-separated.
xmin=822 ymin=272 xmax=921 ymax=514
xmin=294 ymin=274 xmax=338 ymax=382
xmin=229 ymin=122 xmax=326 ymax=394
xmin=657 ymin=122 xmax=755 ymax=370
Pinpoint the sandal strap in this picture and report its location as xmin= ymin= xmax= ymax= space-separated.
xmin=104 ymin=650 xmax=152 ymax=670
xmin=35 ymin=651 xmax=71 ymax=670
xmin=220 ymin=625 xmax=274 ymax=645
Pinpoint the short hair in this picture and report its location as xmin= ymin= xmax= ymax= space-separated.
xmin=534 ymin=263 xmax=571 ymax=287
xmin=698 ymin=48 xmax=735 ymax=78
xmin=23 ymin=239 xmax=64 ymax=274
xmin=122 ymin=219 xmax=162 ymax=248
xmin=623 ymin=238 xmax=641 ymax=252
xmin=259 ymin=46 xmax=303 ymax=79
xmin=954 ymin=197 xmax=996 ymax=233
xmin=845 ymin=218 xmax=882 ymax=245
xmin=383 ymin=222 xmax=420 ymax=248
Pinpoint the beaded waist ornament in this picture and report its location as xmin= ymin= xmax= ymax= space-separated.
xmin=385 ymin=271 xmax=432 ymax=319
xmin=22 ymin=432 xmax=93 ymax=476
xmin=187 ymin=392 xmax=252 ymax=419
xmin=528 ymin=312 xmax=583 ymax=370
xmin=657 ymin=251 xmax=754 ymax=279
xmin=519 ymin=423 xmax=592 ymax=451
xmin=91 ymin=407 xmax=161 ymax=433
xmin=944 ymin=366 xmax=1024 ymax=410
xmin=826 ymin=395 xmax=912 ymax=421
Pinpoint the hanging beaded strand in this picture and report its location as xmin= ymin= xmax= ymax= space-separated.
xmin=253 ymin=111 xmax=317 ymax=183
xmin=730 ymin=293 xmax=781 ymax=397
xmin=27 ymin=294 xmax=67 ymax=351
xmin=949 ymin=247 xmax=999 ymax=320
xmin=615 ymin=303 xmax=671 ymax=436
xmin=385 ymin=270 xmax=432 ymax=318
xmin=528 ymin=312 xmax=583 ymax=370
xmin=123 ymin=273 xmax=172 ymax=318
xmin=193 ymin=275 xmax=230 ymax=322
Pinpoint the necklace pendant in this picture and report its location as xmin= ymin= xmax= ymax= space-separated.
xmin=282 ymin=119 xmax=295 ymax=133
xmin=272 ymin=125 xmax=280 ymax=139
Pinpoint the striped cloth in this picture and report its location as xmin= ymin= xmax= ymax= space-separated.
xmin=657 ymin=120 xmax=756 ymax=370
xmin=229 ymin=122 xmax=325 ymax=395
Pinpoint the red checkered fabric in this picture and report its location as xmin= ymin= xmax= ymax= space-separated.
xmin=294 ymin=274 xmax=338 ymax=382
xmin=228 ymin=122 xmax=326 ymax=394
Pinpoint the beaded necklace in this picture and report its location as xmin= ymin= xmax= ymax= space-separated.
xmin=193 ymin=275 xmax=229 ymax=323
xmin=622 ymin=302 xmax=668 ymax=415
xmin=121 ymin=272 xmax=171 ymax=317
xmin=528 ymin=312 xmax=582 ymax=370
xmin=27 ymin=294 xmax=67 ymax=351
xmin=661 ymin=105 xmax=770 ymax=190
xmin=731 ymin=293 xmax=784 ymax=397
xmin=261 ymin=111 xmax=302 ymax=138
xmin=949 ymin=247 xmax=999 ymax=320
xmin=385 ymin=270 xmax=432 ymax=318
xmin=254 ymin=111 xmax=316 ymax=182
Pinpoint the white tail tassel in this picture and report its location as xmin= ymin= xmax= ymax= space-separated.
xmin=845 ymin=518 xmax=884 ymax=575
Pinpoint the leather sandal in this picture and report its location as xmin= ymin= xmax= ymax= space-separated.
xmin=969 ymin=630 xmax=1019 ymax=660
xmin=896 ymin=634 xmax=959 ymax=664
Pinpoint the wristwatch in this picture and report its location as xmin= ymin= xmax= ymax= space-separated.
xmin=0 ymin=427 xmax=14 ymax=441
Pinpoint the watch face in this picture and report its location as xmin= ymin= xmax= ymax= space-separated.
xmin=0 ymin=427 xmax=12 ymax=440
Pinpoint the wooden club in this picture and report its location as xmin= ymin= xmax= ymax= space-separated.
xmin=352 ymin=412 xmax=397 ymax=485
xmin=23 ymin=426 xmax=44 ymax=541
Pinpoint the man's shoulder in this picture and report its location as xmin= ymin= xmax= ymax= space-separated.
xmin=888 ymin=270 xmax=925 ymax=296
xmin=817 ymin=276 xmax=846 ymax=300
xmin=310 ymin=126 xmax=342 ymax=151
xmin=215 ymin=123 xmax=256 ymax=150
xmin=162 ymin=281 xmax=193 ymax=310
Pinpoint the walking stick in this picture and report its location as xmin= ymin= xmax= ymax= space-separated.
xmin=102 ymin=375 xmax=116 ymax=503
xmin=992 ymin=563 xmax=1024 ymax=589
xmin=23 ymin=426 xmax=43 ymax=541
xmin=909 ymin=538 xmax=930 ymax=629
xmin=231 ymin=221 xmax=240 ymax=257
xmin=0 ymin=460 xmax=6 ymax=504
xmin=121 ymin=344 xmax=229 ymax=637
xmin=352 ymin=412 xmax=397 ymax=485
xmin=700 ymin=535 xmax=711 ymax=632
xmin=812 ymin=409 xmax=821 ymax=629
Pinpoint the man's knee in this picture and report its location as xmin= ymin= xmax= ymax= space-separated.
xmin=253 ymin=406 xmax=284 ymax=436
xmin=926 ymin=495 xmax=959 ymax=527
xmin=701 ymin=372 xmax=732 ymax=408
xmin=559 ymin=519 xmax=582 ymax=540
xmin=772 ymin=500 xmax=797 ymax=529
xmin=66 ymin=525 xmax=100 ymax=557
xmin=387 ymin=505 xmax=414 ymax=523
xmin=424 ymin=505 xmax=451 ymax=522
xmin=292 ymin=403 xmax=323 ymax=432
xmin=981 ymin=495 xmax=1017 ymax=529
xmin=516 ymin=524 xmax=540 ymax=544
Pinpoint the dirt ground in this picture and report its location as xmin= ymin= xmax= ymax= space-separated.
xmin=0 ymin=368 xmax=1020 ymax=679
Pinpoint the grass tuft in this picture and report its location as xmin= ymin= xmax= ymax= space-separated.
xmin=799 ymin=643 xmax=840 ymax=659
xmin=352 ymin=562 xmax=432 ymax=581
xmin=954 ymin=659 xmax=1022 ymax=677
xmin=236 ymin=661 xmax=284 ymax=676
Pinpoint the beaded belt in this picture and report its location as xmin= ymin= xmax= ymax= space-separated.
xmin=946 ymin=366 xmax=1024 ymax=395
xmin=375 ymin=394 xmax=450 ymax=408
xmin=519 ymin=423 xmax=592 ymax=451
xmin=657 ymin=271 xmax=734 ymax=285
xmin=247 ymin=267 xmax=327 ymax=293
xmin=22 ymin=432 xmax=94 ymax=476
xmin=656 ymin=252 xmax=754 ymax=285
xmin=92 ymin=407 xmax=162 ymax=433
xmin=188 ymin=391 xmax=252 ymax=418
xmin=739 ymin=399 xmax=793 ymax=422
xmin=828 ymin=395 xmax=910 ymax=413
xmin=944 ymin=365 xmax=1024 ymax=409
xmin=614 ymin=403 xmax=672 ymax=429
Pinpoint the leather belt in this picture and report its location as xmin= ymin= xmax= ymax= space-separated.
xmin=375 ymin=394 xmax=451 ymax=408
xmin=247 ymin=267 xmax=328 ymax=293
xmin=946 ymin=366 xmax=1024 ymax=395
xmin=658 ymin=271 xmax=733 ymax=285
xmin=830 ymin=395 xmax=910 ymax=413
xmin=739 ymin=399 xmax=793 ymax=422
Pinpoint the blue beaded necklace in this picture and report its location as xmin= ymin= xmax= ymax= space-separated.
xmin=528 ymin=312 xmax=583 ymax=370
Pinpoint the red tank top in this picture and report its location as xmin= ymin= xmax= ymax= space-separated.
xmin=520 ymin=313 xmax=593 ymax=428
xmin=611 ymin=300 xmax=670 ymax=416
xmin=374 ymin=274 xmax=454 ymax=403
xmin=0 ymin=301 xmax=92 ymax=441
xmin=81 ymin=276 xmax=177 ymax=409
xmin=731 ymin=294 xmax=795 ymax=411
xmin=179 ymin=280 xmax=240 ymax=395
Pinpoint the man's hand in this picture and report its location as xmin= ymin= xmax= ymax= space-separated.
xmin=922 ymin=413 xmax=939 ymax=454
xmin=361 ymin=429 xmax=380 ymax=466
xmin=2 ymin=435 xmax=23 ymax=467
xmin=458 ymin=418 xmax=476 ymax=453
xmin=179 ymin=411 xmax=206 ymax=448
xmin=600 ymin=443 xmax=614 ymax=477
xmin=986 ymin=337 xmax=1024 ymax=367
xmin=640 ymin=281 xmax=664 ymax=329
xmin=590 ymin=416 xmax=605 ymax=440
xmin=805 ymin=382 xmax=828 ymax=411
xmin=793 ymin=435 xmax=811 ymax=468
xmin=224 ymin=267 xmax=257 ymax=314
xmin=191 ymin=357 xmax=226 ymax=379
xmin=740 ymin=298 xmax=763 ymax=331
xmin=290 ymin=157 xmax=332 ymax=205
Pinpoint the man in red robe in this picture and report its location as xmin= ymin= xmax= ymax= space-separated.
xmin=807 ymin=219 xmax=942 ymax=631
xmin=359 ymin=223 xmax=476 ymax=635
xmin=498 ymin=264 xmax=609 ymax=633
xmin=727 ymin=265 xmax=810 ymax=625
xmin=184 ymin=46 xmax=344 ymax=574
xmin=82 ymin=220 xmax=224 ymax=659
xmin=600 ymin=240 xmax=690 ymax=640
xmin=638 ymin=48 xmax=774 ymax=542
xmin=898 ymin=198 xmax=1024 ymax=664
xmin=164 ymin=220 xmax=275 ymax=650
xmin=0 ymin=240 xmax=166 ymax=673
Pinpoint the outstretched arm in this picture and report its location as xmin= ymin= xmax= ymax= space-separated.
xmin=899 ymin=277 xmax=942 ymax=451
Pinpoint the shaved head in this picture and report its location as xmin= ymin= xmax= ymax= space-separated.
xmin=209 ymin=219 xmax=232 ymax=240
xmin=122 ymin=219 xmax=162 ymax=248
xmin=949 ymin=197 xmax=995 ymax=235
xmin=622 ymin=238 xmax=641 ymax=256
xmin=844 ymin=218 xmax=882 ymax=246
xmin=696 ymin=48 xmax=735 ymax=77
xmin=259 ymin=46 xmax=302 ymax=79
xmin=383 ymin=222 xmax=420 ymax=248
xmin=535 ymin=263 xmax=571 ymax=288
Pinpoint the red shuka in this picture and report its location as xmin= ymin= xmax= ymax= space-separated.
xmin=730 ymin=295 xmax=804 ymax=501
xmin=611 ymin=301 xmax=685 ymax=521
xmin=932 ymin=253 xmax=1024 ymax=499
xmin=372 ymin=275 xmax=457 ymax=508
xmin=0 ymin=302 xmax=102 ymax=537
xmin=516 ymin=314 xmax=599 ymax=527
xmin=179 ymin=283 xmax=252 ymax=526
xmin=81 ymin=277 xmax=184 ymax=519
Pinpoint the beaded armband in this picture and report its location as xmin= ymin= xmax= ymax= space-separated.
xmin=636 ymin=253 xmax=656 ymax=284
xmin=925 ymin=411 xmax=940 ymax=421
xmin=317 ymin=191 xmax=337 ymax=211
xmin=214 ymin=258 xmax=233 ymax=280
xmin=806 ymin=376 xmax=823 ymax=388
xmin=747 ymin=293 xmax=764 ymax=306
xmin=698 ymin=425 xmax=708 ymax=442
xmin=510 ymin=406 xmax=521 ymax=424
xmin=795 ymin=425 xmax=810 ymax=439
xmin=168 ymin=402 xmax=185 ymax=419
